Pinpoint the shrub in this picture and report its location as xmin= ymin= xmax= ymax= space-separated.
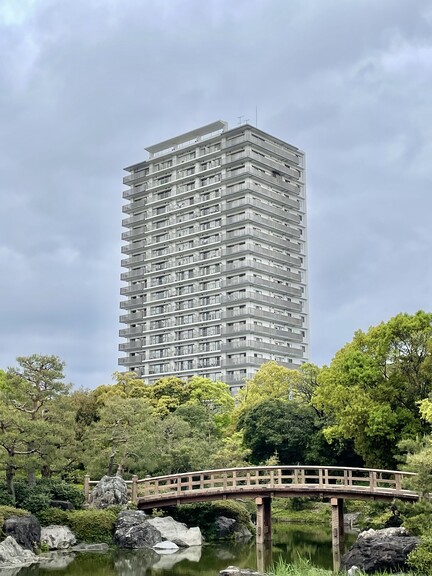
xmin=21 ymin=492 xmax=52 ymax=515
xmin=37 ymin=507 xmax=70 ymax=526
xmin=173 ymin=500 xmax=253 ymax=540
xmin=407 ymin=531 xmax=432 ymax=573
xmin=67 ymin=509 xmax=117 ymax=543
xmin=0 ymin=486 xmax=14 ymax=506
xmin=13 ymin=479 xmax=84 ymax=513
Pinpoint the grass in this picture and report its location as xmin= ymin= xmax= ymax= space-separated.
xmin=265 ymin=558 xmax=416 ymax=576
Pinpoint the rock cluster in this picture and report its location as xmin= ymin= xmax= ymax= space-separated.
xmin=3 ymin=515 xmax=41 ymax=551
xmin=0 ymin=536 xmax=39 ymax=567
xmin=113 ymin=510 xmax=202 ymax=549
xmin=341 ymin=527 xmax=419 ymax=573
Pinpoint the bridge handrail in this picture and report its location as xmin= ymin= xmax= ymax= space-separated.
xmin=134 ymin=465 xmax=417 ymax=484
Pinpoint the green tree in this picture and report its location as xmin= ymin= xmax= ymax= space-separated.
xmin=238 ymin=399 xmax=316 ymax=465
xmin=0 ymin=355 xmax=72 ymax=497
xmin=313 ymin=311 xmax=432 ymax=467
xmin=82 ymin=396 xmax=158 ymax=477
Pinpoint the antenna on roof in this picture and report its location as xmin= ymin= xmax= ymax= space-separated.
xmin=237 ymin=115 xmax=244 ymax=126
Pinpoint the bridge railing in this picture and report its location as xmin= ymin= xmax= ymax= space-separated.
xmin=84 ymin=466 xmax=418 ymax=504
xmin=133 ymin=466 xmax=417 ymax=502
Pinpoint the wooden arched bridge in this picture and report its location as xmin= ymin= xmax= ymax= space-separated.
xmin=84 ymin=465 xmax=420 ymax=545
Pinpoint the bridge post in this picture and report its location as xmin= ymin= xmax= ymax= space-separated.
xmin=84 ymin=475 xmax=90 ymax=504
xmin=331 ymin=497 xmax=344 ymax=570
xmin=131 ymin=475 xmax=138 ymax=504
xmin=256 ymin=496 xmax=272 ymax=544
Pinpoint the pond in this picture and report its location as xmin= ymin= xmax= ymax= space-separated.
xmin=17 ymin=524 xmax=357 ymax=575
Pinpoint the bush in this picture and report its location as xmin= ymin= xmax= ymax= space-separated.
xmin=407 ymin=531 xmax=432 ymax=573
xmin=172 ymin=500 xmax=253 ymax=540
xmin=36 ymin=479 xmax=84 ymax=509
xmin=0 ymin=486 xmax=14 ymax=506
xmin=21 ymin=492 xmax=52 ymax=515
xmin=67 ymin=509 xmax=117 ymax=543
xmin=37 ymin=507 xmax=70 ymax=526
xmin=13 ymin=479 xmax=84 ymax=513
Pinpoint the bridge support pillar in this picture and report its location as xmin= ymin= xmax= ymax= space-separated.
xmin=256 ymin=496 xmax=272 ymax=544
xmin=331 ymin=497 xmax=344 ymax=570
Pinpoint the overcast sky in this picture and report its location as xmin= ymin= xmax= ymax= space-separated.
xmin=1 ymin=0 xmax=431 ymax=388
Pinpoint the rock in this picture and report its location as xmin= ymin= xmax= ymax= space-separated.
xmin=341 ymin=527 xmax=420 ymax=573
xmin=347 ymin=567 xmax=361 ymax=576
xmin=0 ymin=536 xmax=39 ymax=567
xmin=89 ymin=475 xmax=129 ymax=508
xmin=147 ymin=516 xmax=202 ymax=547
xmin=41 ymin=525 xmax=77 ymax=549
xmin=220 ymin=567 xmax=263 ymax=576
xmin=153 ymin=540 xmax=179 ymax=551
xmin=3 ymin=515 xmax=41 ymax=551
xmin=114 ymin=510 xmax=162 ymax=549
xmin=50 ymin=499 xmax=75 ymax=510
xmin=215 ymin=516 xmax=252 ymax=541
xmin=72 ymin=543 xmax=110 ymax=552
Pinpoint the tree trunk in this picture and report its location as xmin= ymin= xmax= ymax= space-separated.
xmin=27 ymin=442 xmax=36 ymax=486
xmin=6 ymin=463 xmax=16 ymax=503
xmin=41 ymin=464 xmax=52 ymax=478
xmin=107 ymin=451 xmax=117 ymax=476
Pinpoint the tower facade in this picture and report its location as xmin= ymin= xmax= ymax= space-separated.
xmin=119 ymin=121 xmax=308 ymax=392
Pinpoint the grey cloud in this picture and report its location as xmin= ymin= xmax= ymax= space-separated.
xmin=1 ymin=0 xmax=432 ymax=385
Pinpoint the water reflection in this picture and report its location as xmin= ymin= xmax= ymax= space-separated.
xmin=16 ymin=524 xmax=357 ymax=575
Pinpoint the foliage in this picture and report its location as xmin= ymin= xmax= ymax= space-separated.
xmin=0 ymin=355 xmax=74 ymax=497
xmin=37 ymin=506 xmax=70 ymax=526
xmin=407 ymin=530 xmax=432 ymax=573
xmin=172 ymin=500 xmax=253 ymax=539
xmin=312 ymin=311 xmax=432 ymax=468
xmin=20 ymin=492 xmax=51 ymax=514
xmin=13 ymin=479 xmax=84 ymax=513
xmin=67 ymin=509 xmax=117 ymax=543
xmin=238 ymin=399 xmax=316 ymax=464
xmin=0 ymin=485 xmax=14 ymax=506
xmin=81 ymin=396 xmax=158 ymax=477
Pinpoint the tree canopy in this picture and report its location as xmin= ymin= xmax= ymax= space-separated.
xmin=312 ymin=311 xmax=432 ymax=467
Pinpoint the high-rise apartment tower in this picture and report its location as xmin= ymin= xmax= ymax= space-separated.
xmin=119 ymin=121 xmax=308 ymax=392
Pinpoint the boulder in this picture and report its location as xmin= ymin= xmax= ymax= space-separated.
xmin=41 ymin=525 xmax=77 ymax=549
xmin=341 ymin=527 xmax=420 ymax=573
xmin=3 ymin=515 xmax=41 ymax=551
xmin=153 ymin=540 xmax=179 ymax=551
xmin=114 ymin=510 xmax=162 ymax=549
xmin=215 ymin=516 xmax=252 ymax=541
xmin=0 ymin=536 xmax=39 ymax=567
xmin=147 ymin=516 xmax=202 ymax=547
xmin=220 ymin=567 xmax=263 ymax=576
xmin=50 ymin=499 xmax=75 ymax=511
xmin=89 ymin=475 xmax=128 ymax=508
